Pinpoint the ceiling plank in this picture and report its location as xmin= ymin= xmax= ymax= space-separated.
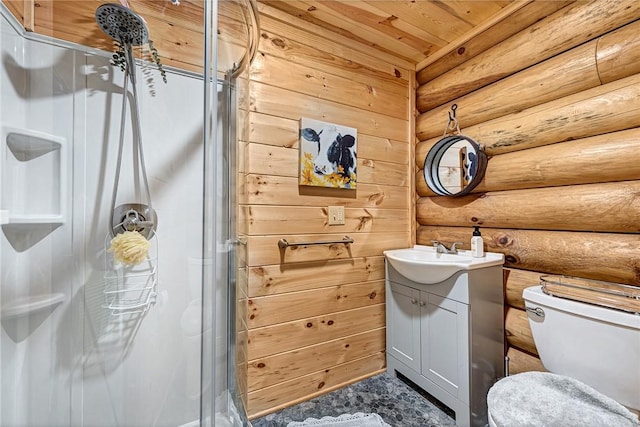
xmin=415 ymin=0 xmax=533 ymax=71
xmin=292 ymin=0 xmax=428 ymax=62
xmin=340 ymin=0 xmax=450 ymax=47
xmin=432 ymin=1 xmax=509 ymax=27
xmin=315 ymin=0 xmax=447 ymax=57
xmin=366 ymin=0 xmax=474 ymax=42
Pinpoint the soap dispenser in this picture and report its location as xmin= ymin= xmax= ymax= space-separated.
xmin=471 ymin=226 xmax=484 ymax=258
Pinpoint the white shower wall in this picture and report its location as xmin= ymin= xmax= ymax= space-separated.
xmin=80 ymin=52 xmax=205 ymax=427
xmin=1 ymin=9 xmax=225 ymax=427
xmin=1 ymin=12 xmax=76 ymax=426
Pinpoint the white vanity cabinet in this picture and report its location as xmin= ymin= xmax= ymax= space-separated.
xmin=385 ymin=262 xmax=504 ymax=427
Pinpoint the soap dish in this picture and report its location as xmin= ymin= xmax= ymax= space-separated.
xmin=540 ymin=275 xmax=640 ymax=315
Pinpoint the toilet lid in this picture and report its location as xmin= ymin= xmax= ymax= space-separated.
xmin=487 ymin=372 xmax=639 ymax=427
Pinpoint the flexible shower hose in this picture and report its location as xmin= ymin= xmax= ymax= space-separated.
xmin=109 ymin=43 xmax=154 ymax=238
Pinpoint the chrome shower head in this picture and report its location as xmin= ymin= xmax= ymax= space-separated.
xmin=95 ymin=3 xmax=149 ymax=46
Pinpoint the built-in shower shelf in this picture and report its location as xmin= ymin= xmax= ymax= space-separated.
xmin=3 ymin=215 xmax=64 ymax=225
xmin=1 ymin=125 xmax=67 ymax=226
xmin=2 ymin=222 xmax=63 ymax=252
xmin=0 ymin=293 xmax=65 ymax=319
xmin=6 ymin=130 xmax=62 ymax=161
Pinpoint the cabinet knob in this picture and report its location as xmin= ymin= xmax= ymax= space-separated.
xmin=411 ymin=298 xmax=417 ymax=305
xmin=419 ymin=301 xmax=425 ymax=306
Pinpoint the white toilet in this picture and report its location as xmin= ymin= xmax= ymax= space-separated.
xmin=487 ymin=285 xmax=640 ymax=427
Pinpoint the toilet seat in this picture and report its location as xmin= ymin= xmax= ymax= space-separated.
xmin=487 ymin=372 xmax=639 ymax=427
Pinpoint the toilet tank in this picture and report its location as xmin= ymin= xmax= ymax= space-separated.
xmin=523 ymin=285 xmax=640 ymax=411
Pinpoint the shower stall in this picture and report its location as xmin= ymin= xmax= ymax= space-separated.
xmin=0 ymin=0 xmax=257 ymax=425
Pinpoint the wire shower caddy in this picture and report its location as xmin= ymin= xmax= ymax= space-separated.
xmin=103 ymin=230 xmax=158 ymax=316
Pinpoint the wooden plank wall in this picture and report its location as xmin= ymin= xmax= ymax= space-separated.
xmin=415 ymin=0 xmax=640 ymax=375
xmin=242 ymin=3 xmax=413 ymax=418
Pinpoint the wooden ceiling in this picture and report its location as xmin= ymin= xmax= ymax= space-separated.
xmin=259 ymin=0 xmax=520 ymax=66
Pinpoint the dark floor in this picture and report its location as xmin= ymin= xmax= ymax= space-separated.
xmin=250 ymin=371 xmax=457 ymax=427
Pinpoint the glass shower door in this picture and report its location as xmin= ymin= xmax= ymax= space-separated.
xmin=202 ymin=1 xmax=257 ymax=425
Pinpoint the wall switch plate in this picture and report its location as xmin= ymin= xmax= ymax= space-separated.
xmin=328 ymin=206 xmax=345 ymax=225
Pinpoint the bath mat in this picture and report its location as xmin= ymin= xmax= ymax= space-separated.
xmin=286 ymin=412 xmax=391 ymax=427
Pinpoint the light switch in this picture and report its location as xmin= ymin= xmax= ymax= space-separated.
xmin=328 ymin=206 xmax=345 ymax=225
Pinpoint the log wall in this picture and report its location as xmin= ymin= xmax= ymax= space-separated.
xmin=242 ymin=4 xmax=413 ymax=418
xmin=415 ymin=0 xmax=640 ymax=375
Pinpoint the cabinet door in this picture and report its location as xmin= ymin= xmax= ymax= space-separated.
xmin=387 ymin=282 xmax=421 ymax=372
xmin=420 ymin=293 xmax=469 ymax=401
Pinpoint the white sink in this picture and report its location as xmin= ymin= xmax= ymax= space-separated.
xmin=383 ymin=245 xmax=504 ymax=284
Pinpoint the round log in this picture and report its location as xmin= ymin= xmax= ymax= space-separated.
xmin=504 ymin=268 xmax=542 ymax=310
xmin=416 ymin=225 xmax=640 ymax=286
xmin=415 ymin=170 xmax=435 ymax=197
xmin=417 ymin=42 xmax=599 ymax=140
xmin=417 ymin=19 xmax=640 ymax=135
xmin=416 ymin=0 xmax=640 ymax=112
xmin=416 ymin=1 xmax=572 ymax=85
xmin=505 ymin=307 xmax=538 ymax=356
xmin=415 ymin=139 xmax=436 ymax=169
xmin=416 ymin=73 xmax=640 ymax=157
xmin=416 ymin=180 xmax=640 ymax=234
xmin=597 ymin=19 xmax=640 ymax=84
xmin=417 ymin=128 xmax=640 ymax=195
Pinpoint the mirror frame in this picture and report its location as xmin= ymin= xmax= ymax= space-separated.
xmin=423 ymin=135 xmax=487 ymax=197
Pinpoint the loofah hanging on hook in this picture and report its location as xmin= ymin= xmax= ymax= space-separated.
xmin=108 ymin=230 xmax=150 ymax=265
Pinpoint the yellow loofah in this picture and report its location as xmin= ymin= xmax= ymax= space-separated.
xmin=108 ymin=230 xmax=150 ymax=265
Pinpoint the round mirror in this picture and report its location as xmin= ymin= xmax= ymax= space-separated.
xmin=423 ymin=135 xmax=487 ymax=196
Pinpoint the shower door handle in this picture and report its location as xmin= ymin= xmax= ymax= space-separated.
xmin=228 ymin=238 xmax=247 ymax=246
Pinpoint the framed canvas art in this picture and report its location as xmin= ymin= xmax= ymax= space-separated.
xmin=299 ymin=118 xmax=357 ymax=189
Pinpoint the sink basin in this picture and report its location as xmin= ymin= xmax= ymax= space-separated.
xmin=383 ymin=245 xmax=504 ymax=284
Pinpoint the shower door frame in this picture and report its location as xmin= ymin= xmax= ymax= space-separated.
xmin=201 ymin=2 xmax=248 ymax=425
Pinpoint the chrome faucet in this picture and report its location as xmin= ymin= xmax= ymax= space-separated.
xmin=431 ymin=240 xmax=464 ymax=254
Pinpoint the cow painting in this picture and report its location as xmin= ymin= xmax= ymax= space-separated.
xmin=299 ymin=118 xmax=357 ymax=189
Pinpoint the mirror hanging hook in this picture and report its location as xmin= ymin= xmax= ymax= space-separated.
xmin=443 ymin=103 xmax=461 ymax=136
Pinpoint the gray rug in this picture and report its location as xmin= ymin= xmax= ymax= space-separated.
xmin=286 ymin=413 xmax=390 ymax=427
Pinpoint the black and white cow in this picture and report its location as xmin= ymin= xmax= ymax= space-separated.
xmin=301 ymin=125 xmax=356 ymax=179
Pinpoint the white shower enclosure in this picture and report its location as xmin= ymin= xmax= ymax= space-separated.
xmin=0 ymin=1 xmax=255 ymax=425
